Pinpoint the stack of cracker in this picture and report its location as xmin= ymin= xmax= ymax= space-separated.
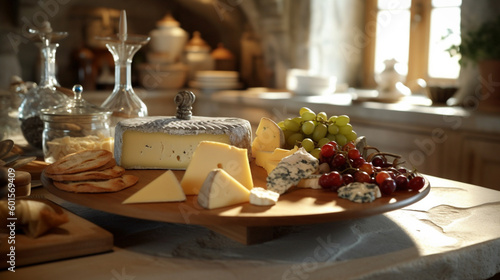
xmin=45 ymin=149 xmax=138 ymax=193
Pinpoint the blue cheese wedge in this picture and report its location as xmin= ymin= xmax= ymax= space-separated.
xmin=338 ymin=182 xmax=381 ymax=203
xmin=249 ymin=187 xmax=280 ymax=206
xmin=266 ymin=147 xmax=319 ymax=194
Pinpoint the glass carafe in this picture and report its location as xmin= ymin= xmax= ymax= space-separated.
xmin=18 ymin=21 xmax=70 ymax=149
xmin=99 ymin=10 xmax=150 ymax=129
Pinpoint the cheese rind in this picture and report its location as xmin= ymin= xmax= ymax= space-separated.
xmin=122 ymin=170 xmax=186 ymax=204
xmin=115 ymin=116 xmax=252 ymax=169
xmin=197 ymin=169 xmax=250 ymax=209
xmin=181 ymin=141 xmax=253 ymax=195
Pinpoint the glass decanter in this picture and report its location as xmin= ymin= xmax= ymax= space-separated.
xmin=18 ymin=21 xmax=70 ymax=149
xmin=99 ymin=10 xmax=150 ymax=128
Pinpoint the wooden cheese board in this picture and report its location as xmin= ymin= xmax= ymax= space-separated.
xmin=0 ymin=202 xmax=113 ymax=268
xmin=42 ymin=163 xmax=430 ymax=244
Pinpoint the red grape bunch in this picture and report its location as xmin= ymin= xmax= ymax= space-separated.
xmin=317 ymin=139 xmax=425 ymax=195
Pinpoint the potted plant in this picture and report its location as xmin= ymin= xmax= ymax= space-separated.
xmin=448 ymin=16 xmax=500 ymax=112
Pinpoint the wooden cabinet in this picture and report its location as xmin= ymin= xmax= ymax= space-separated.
xmin=351 ymin=121 xmax=446 ymax=178
xmin=459 ymin=134 xmax=500 ymax=191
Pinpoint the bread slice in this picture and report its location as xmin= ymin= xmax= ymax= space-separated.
xmin=53 ymin=175 xmax=139 ymax=193
xmin=45 ymin=149 xmax=113 ymax=175
xmin=46 ymin=165 xmax=125 ymax=181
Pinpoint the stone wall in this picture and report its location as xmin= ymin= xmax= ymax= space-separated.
xmin=1 ymin=0 xmax=492 ymax=95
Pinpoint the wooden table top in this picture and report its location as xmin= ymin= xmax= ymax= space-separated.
xmin=3 ymin=175 xmax=500 ymax=280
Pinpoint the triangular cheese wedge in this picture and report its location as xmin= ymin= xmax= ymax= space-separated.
xmin=181 ymin=141 xmax=253 ymax=195
xmin=123 ymin=170 xmax=186 ymax=204
xmin=251 ymin=117 xmax=285 ymax=155
xmin=197 ymin=169 xmax=250 ymax=209
xmin=255 ymin=146 xmax=299 ymax=174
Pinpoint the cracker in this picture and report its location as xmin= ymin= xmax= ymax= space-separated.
xmin=45 ymin=149 xmax=113 ymax=175
xmin=53 ymin=175 xmax=139 ymax=193
xmin=46 ymin=165 xmax=125 ymax=181
xmin=94 ymin=158 xmax=117 ymax=171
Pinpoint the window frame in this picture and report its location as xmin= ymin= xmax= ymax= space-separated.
xmin=363 ymin=0 xmax=459 ymax=89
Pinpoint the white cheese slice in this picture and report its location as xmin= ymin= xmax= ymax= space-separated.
xmin=122 ymin=170 xmax=186 ymax=204
xmin=296 ymin=174 xmax=322 ymax=189
xmin=197 ymin=169 xmax=250 ymax=209
xmin=181 ymin=141 xmax=253 ymax=195
xmin=249 ymin=187 xmax=279 ymax=206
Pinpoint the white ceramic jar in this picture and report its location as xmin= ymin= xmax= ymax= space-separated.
xmin=149 ymin=13 xmax=188 ymax=64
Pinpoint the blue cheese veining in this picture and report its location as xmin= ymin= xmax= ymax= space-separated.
xmin=338 ymin=182 xmax=381 ymax=203
xmin=266 ymin=147 xmax=319 ymax=194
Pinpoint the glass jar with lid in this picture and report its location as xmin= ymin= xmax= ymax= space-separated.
xmin=41 ymin=85 xmax=113 ymax=163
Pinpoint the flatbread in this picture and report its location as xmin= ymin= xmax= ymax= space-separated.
xmin=45 ymin=149 xmax=113 ymax=175
xmin=46 ymin=165 xmax=125 ymax=181
xmin=53 ymin=175 xmax=139 ymax=193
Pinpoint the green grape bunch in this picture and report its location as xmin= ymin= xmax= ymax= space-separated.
xmin=277 ymin=107 xmax=357 ymax=158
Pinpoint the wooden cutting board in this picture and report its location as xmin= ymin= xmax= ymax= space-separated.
xmin=0 ymin=206 xmax=113 ymax=269
xmin=17 ymin=160 xmax=49 ymax=181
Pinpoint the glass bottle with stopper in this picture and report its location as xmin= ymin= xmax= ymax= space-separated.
xmin=98 ymin=10 xmax=150 ymax=128
xmin=18 ymin=21 xmax=70 ymax=149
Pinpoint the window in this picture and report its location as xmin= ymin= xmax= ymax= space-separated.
xmin=363 ymin=0 xmax=462 ymax=88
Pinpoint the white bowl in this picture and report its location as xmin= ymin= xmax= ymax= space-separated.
xmin=287 ymin=69 xmax=337 ymax=95
xmin=137 ymin=63 xmax=188 ymax=90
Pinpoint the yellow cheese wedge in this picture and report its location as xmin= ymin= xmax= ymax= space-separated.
xmin=197 ymin=169 xmax=250 ymax=209
xmin=181 ymin=141 xmax=253 ymax=195
xmin=251 ymin=117 xmax=285 ymax=156
xmin=255 ymin=146 xmax=299 ymax=173
xmin=263 ymin=160 xmax=281 ymax=174
xmin=122 ymin=170 xmax=186 ymax=204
